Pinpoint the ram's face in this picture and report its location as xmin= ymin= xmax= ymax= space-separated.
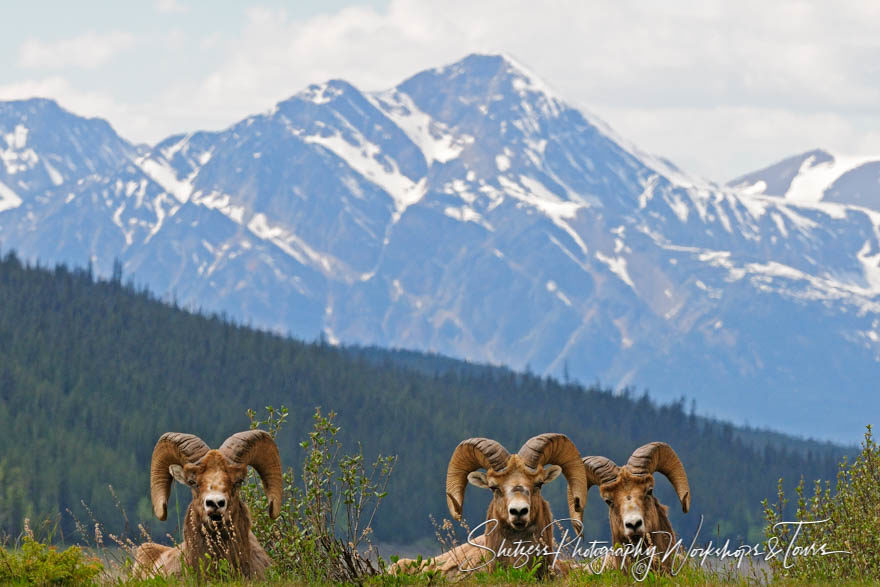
xmin=170 ymin=451 xmax=247 ymax=525
xmin=600 ymin=469 xmax=656 ymax=542
xmin=467 ymin=456 xmax=562 ymax=531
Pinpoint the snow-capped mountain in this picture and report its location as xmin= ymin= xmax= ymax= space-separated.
xmin=730 ymin=149 xmax=880 ymax=210
xmin=0 ymin=98 xmax=136 ymax=212
xmin=2 ymin=54 xmax=879 ymax=442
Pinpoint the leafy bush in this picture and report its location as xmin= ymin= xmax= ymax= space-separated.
xmin=763 ymin=425 xmax=879 ymax=581
xmin=242 ymin=405 xmax=396 ymax=582
xmin=0 ymin=528 xmax=102 ymax=584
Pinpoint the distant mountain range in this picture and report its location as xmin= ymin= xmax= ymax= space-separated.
xmin=1 ymin=54 xmax=878 ymax=442
xmin=729 ymin=148 xmax=880 ymax=210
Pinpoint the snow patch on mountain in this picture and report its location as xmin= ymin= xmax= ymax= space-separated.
xmin=2 ymin=125 xmax=39 ymax=176
xmin=144 ymin=193 xmax=179 ymax=243
xmin=545 ymin=279 xmax=573 ymax=306
xmin=43 ymin=159 xmax=64 ymax=185
xmin=857 ymin=241 xmax=880 ymax=292
xmin=691 ymin=240 xmax=880 ymax=308
xmin=192 ymin=191 xmax=245 ymax=224
xmin=0 ymin=179 xmax=22 ymax=212
xmin=368 ymin=90 xmax=466 ymax=165
xmin=135 ymin=155 xmax=193 ymax=203
xmin=246 ymin=212 xmax=365 ymax=284
xmin=443 ymin=205 xmax=492 ymax=230
xmin=785 ymin=153 xmax=879 ymax=203
xmin=301 ymin=82 xmax=345 ymax=105
xmin=498 ymin=174 xmax=587 ymax=254
xmin=303 ymin=130 xmax=427 ymax=219
xmin=730 ymin=149 xmax=880 ymax=214
xmin=595 ymin=251 xmax=635 ymax=289
xmin=498 ymin=175 xmax=581 ymax=219
xmin=9 ymin=124 xmax=28 ymax=150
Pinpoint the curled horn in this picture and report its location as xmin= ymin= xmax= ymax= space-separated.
xmin=582 ymin=456 xmax=620 ymax=491
xmin=149 ymin=433 xmax=210 ymax=520
xmin=518 ymin=433 xmax=588 ymax=526
xmin=625 ymin=442 xmax=691 ymax=513
xmin=219 ymin=430 xmax=284 ymax=519
xmin=445 ymin=438 xmax=511 ymax=520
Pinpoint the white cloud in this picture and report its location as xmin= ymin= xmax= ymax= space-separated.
xmin=599 ymin=105 xmax=880 ymax=182
xmin=142 ymin=0 xmax=880 ymax=178
xmin=18 ymin=31 xmax=136 ymax=70
xmin=156 ymin=0 xmax=189 ymax=14
xmin=8 ymin=0 xmax=880 ymax=179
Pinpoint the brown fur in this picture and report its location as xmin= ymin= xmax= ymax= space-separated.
xmin=392 ymin=455 xmax=566 ymax=578
xmin=388 ymin=535 xmax=490 ymax=578
xmin=134 ymin=450 xmax=272 ymax=579
xmin=600 ymin=468 xmax=678 ymax=571
xmin=478 ymin=456 xmax=557 ymax=575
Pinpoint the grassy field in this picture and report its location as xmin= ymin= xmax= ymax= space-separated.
xmin=0 ymin=412 xmax=872 ymax=585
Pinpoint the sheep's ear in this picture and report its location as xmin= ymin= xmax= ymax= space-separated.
xmin=467 ymin=471 xmax=490 ymax=489
xmin=169 ymin=464 xmax=187 ymax=485
xmin=544 ymin=465 xmax=562 ymax=484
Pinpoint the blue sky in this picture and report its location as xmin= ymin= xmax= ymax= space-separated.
xmin=3 ymin=1 xmax=879 ymax=181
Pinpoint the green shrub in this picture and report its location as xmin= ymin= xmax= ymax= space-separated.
xmin=242 ymin=405 xmax=396 ymax=583
xmin=763 ymin=425 xmax=879 ymax=581
xmin=0 ymin=534 xmax=103 ymax=584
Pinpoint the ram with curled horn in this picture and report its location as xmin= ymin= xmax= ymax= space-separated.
xmin=134 ymin=430 xmax=283 ymax=579
xmin=582 ymin=442 xmax=691 ymax=572
xmin=391 ymin=433 xmax=587 ymax=578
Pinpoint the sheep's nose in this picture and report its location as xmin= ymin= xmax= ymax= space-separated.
xmin=625 ymin=518 xmax=643 ymax=531
xmin=509 ymin=506 xmax=529 ymax=517
xmin=205 ymin=496 xmax=227 ymax=512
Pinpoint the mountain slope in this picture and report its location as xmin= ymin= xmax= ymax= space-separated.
xmin=1 ymin=54 xmax=879 ymax=441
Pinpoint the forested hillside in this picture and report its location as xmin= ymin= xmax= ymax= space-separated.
xmin=0 ymin=251 xmax=849 ymax=546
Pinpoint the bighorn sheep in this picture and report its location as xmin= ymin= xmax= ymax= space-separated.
xmin=391 ymin=434 xmax=587 ymax=578
xmin=582 ymin=442 xmax=690 ymax=572
xmin=134 ymin=430 xmax=283 ymax=579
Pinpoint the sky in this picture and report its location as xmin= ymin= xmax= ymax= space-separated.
xmin=2 ymin=1 xmax=880 ymax=182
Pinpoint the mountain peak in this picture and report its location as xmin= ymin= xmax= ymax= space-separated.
xmin=0 ymin=97 xmax=64 ymax=118
xmin=427 ymin=53 xmax=558 ymax=99
xmin=730 ymin=147 xmax=880 ymax=208
xmin=392 ymin=52 xmax=568 ymax=131
xmin=294 ymin=79 xmax=361 ymax=106
xmin=728 ymin=148 xmax=835 ymax=196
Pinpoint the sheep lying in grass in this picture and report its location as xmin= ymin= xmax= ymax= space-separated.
xmin=134 ymin=430 xmax=282 ymax=579
xmin=582 ymin=442 xmax=690 ymax=572
xmin=391 ymin=433 xmax=587 ymax=578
